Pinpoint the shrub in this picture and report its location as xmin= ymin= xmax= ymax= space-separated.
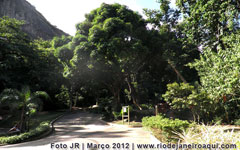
xmin=131 ymin=109 xmax=154 ymax=122
xmin=176 ymin=124 xmax=240 ymax=149
xmin=139 ymin=104 xmax=154 ymax=110
xmin=234 ymin=119 xmax=240 ymax=126
xmin=0 ymin=121 xmax=50 ymax=144
xmin=142 ymin=115 xmax=190 ymax=142
xmin=163 ymin=82 xmax=214 ymax=123
xmin=55 ymin=85 xmax=71 ymax=109
xmin=97 ymin=97 xmax=114 ymax=120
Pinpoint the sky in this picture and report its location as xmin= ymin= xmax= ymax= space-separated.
xmin=26 ymin=0 xmax=175 ymax=35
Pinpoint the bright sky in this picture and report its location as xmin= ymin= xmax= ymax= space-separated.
xmin=26 ymin=0 xmax=175 ymax=35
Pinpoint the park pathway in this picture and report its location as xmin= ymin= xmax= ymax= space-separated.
xmin=0 ymin=111 xmax=152 ymax=150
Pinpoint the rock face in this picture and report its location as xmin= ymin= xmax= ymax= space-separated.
xmin=0 ymin=0 xmax=68 ymax=40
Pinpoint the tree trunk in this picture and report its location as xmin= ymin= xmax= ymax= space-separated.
xmin=126 ymin=75 xmax=142 ymax=110
xmin=167 ymin=59 xmax=187 ymax=83
xmin=106 ymin=79 xmax=122 ymax=112
xmin=69 ymin=88 xmax=74 ymax=112
xmin=19 ymin=106 xmax=26 ymax=132
xmin=112 ymin=88 xmax=121 ymax=111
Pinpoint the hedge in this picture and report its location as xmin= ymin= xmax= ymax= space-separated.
xmin=0 ymin=121 xmax=50 ymax=144
xmin=142 ymin=115 xmax=190 ymax=142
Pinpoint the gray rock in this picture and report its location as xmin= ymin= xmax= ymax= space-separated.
xmin=0 ymin=0 xmax=68 ymax=40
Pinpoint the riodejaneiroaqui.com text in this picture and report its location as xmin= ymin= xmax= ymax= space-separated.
xmin=50 ymin=142 xmax=237 ymax=149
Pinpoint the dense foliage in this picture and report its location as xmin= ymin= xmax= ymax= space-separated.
xmin=189 ymin=34 xmax=240 ymax=124
xmin=54 ymin=3 xmax=199 ymax=113
xmin=0 ymin=17 xmax=65 ymax=110
xmin=176 ymin=0 xmax=240 ymax=50
xmin=163 ymin=82 xmax=213 ymax=123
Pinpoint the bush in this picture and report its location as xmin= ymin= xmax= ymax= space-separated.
xmin=176 ymin=124 xmax=240 ymax=149
xmin=97 ymin=97 xmax=114 ymax=121
xmin=142 ymin=115 xmax=190 ymax=142
xmin=234 ymin=119 xmax=240 ymax=126
xmin=131 ymin=109 xmax=154 ymax=122
xmin=139 ymin=104 xmax=154 ymax=110
xmin=163 ymin=82 xmax=214 ymax=123
xmin=0 ymin=121 xmax=50 ymax=144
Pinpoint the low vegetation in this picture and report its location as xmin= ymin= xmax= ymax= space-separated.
xmin=0 ymin=111 xmax=63 ymax=144
xmin=0 ymin=121 xmax=49 ymax=144
xmin=142 ymin=115 xmax=240 ymax=148
xmin=142 ymin=115 xmax=190 ymax=142
xmin=176 ymin=125 xmax=240 ymax=149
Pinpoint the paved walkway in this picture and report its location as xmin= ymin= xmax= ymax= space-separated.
xmin=0 ymin=112 xmax=152 ymax=150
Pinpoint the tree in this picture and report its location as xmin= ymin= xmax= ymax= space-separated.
xmin=0 ymin=16 xmax=65 ymax=111
xmin=51 ymin=35 xmax=77 ymax=111
xmin=0 ymin=17 xmax=38 ymax=91
xmin=144 ymin=0 xmax=200 ymax=83
xmin=68 ymin=3 xmax=174 ymax=110
xmin=144 ymin=0 xmax=180 ymax=31
xmin=189 ymin=34 xmax=240 ymax=123
xmin=32 ymin=39 xmax=65 ymax=110
xmin=176 ymin=0 xmax=240 ymax=50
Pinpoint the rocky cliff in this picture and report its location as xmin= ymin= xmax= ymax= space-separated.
xmin=0 ymin=0 xmax=68 ymax=40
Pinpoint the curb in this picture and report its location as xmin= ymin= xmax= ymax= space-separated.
xmin=31 ymin=110 xmax=82 ymax=141
xmin=30 ymin=113 xmax=66 ymax=141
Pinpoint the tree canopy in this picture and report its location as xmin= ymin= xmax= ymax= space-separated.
xmin=55 ymin=3 xmax=199 ymax=111
xmin=176 ymin=0 xmax=240 ymax=50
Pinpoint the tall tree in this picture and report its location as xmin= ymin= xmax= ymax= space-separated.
xmin=0 ymin=17 xmax=38 ymax=91
xmin=0 ymin=17 xmax=65 ymax=110
xmin=176 ymin=0 xmax=240 ymax=50
xmin=67 ymin=3 xmax=171 ymax=110
xmin=189 ymin=34 xmax=240 ymax=123
xmin=144 ymin=0 xmax=199 ymax=83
